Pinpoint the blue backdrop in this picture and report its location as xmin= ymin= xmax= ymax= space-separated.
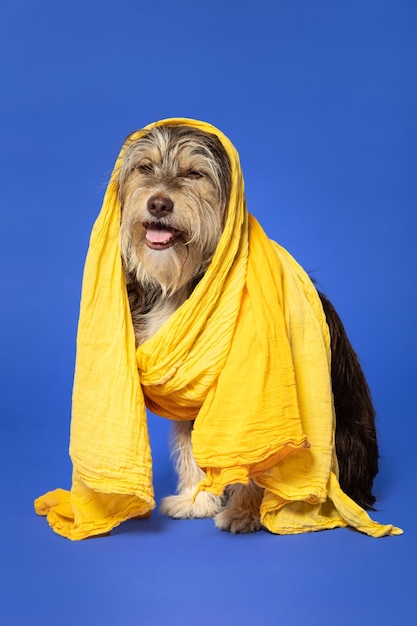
xmin=1 ymin=1 xmax=415 ymax=624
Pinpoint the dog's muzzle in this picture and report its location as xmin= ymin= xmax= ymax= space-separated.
xmin=143 ymin=195 xmax=179 ymax=249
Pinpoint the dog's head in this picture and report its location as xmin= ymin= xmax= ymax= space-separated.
xmin=117 ymin=124 xmax=232 ymax=295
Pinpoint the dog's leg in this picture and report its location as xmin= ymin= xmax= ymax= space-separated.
xmin=214 ymin=481 xmax=264 ymax=534
xmin=159 ymin=420 xmax=223 ymax=519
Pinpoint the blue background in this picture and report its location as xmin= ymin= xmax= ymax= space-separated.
xmin=1 ymin=1 xmax=416 ymax=624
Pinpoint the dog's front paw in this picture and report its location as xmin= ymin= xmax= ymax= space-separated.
xmin=160 ymin=491 xmax=223 ymax=519
xmin=214 ymin=507 xmax=262 ymax=534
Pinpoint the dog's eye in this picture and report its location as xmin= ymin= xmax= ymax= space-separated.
xmin=137 ymin=163 xmax=153 ymax=174
xmin=186 ymin=170 xmax=203 ymax=179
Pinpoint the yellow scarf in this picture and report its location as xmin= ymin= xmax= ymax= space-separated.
xmin=35 ymin=119 xmax=401 ymax=539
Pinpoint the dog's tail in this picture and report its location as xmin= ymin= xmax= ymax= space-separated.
xmin=318 ymin=291 xmax=378 ymax=510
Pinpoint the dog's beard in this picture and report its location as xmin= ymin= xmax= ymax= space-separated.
xmin=120 ymin=194 xmax=223 ymax=296
xmin=121 ymin=229 xmax=198 ymax=295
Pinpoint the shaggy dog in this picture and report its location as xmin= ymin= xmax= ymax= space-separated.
xmin=117 ymin=124 xmax=378 ymax=533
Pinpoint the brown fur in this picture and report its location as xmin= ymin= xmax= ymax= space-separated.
xmin=117 ymin=123 xmax=378 ymax=533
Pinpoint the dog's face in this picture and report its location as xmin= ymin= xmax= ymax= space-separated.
xmin=118 ymin=125 xmax=231 ymax=295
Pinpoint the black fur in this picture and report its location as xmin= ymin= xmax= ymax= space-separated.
xmin=319 ymin=291 xmax=378 ymax=509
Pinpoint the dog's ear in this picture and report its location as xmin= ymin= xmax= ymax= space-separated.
xmin=181 ymin=128 xmax=231 ymax=217
xmin=205 ymin=132 xmax=232 ymax=213
xmin=116 ymin=165 xmax=125 ymax=205
xmin=115 ymin=132 xmax=143 ymax=205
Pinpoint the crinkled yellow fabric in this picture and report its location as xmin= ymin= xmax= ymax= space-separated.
xmin=34 ymin=118 xmax=402 ymax=539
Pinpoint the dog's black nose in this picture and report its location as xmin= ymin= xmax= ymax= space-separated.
xmin=147 ymin=195 xmax=174 ymax=218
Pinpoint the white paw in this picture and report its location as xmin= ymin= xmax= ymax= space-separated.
xmin=215 ymin=507 xmax=262 ymax=534
xmin=160 ymin=490 xmax=223 ymax=519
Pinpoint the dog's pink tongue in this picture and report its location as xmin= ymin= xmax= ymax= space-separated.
xmin=146 ymin=225 xmax=174 ymax=245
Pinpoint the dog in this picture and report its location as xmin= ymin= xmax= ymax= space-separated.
xmin=117 ymin=123 xmax=378 ymax=533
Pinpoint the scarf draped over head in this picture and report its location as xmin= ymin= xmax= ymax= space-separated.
xmin=34 ymin=118 xmax=401 ymax=540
